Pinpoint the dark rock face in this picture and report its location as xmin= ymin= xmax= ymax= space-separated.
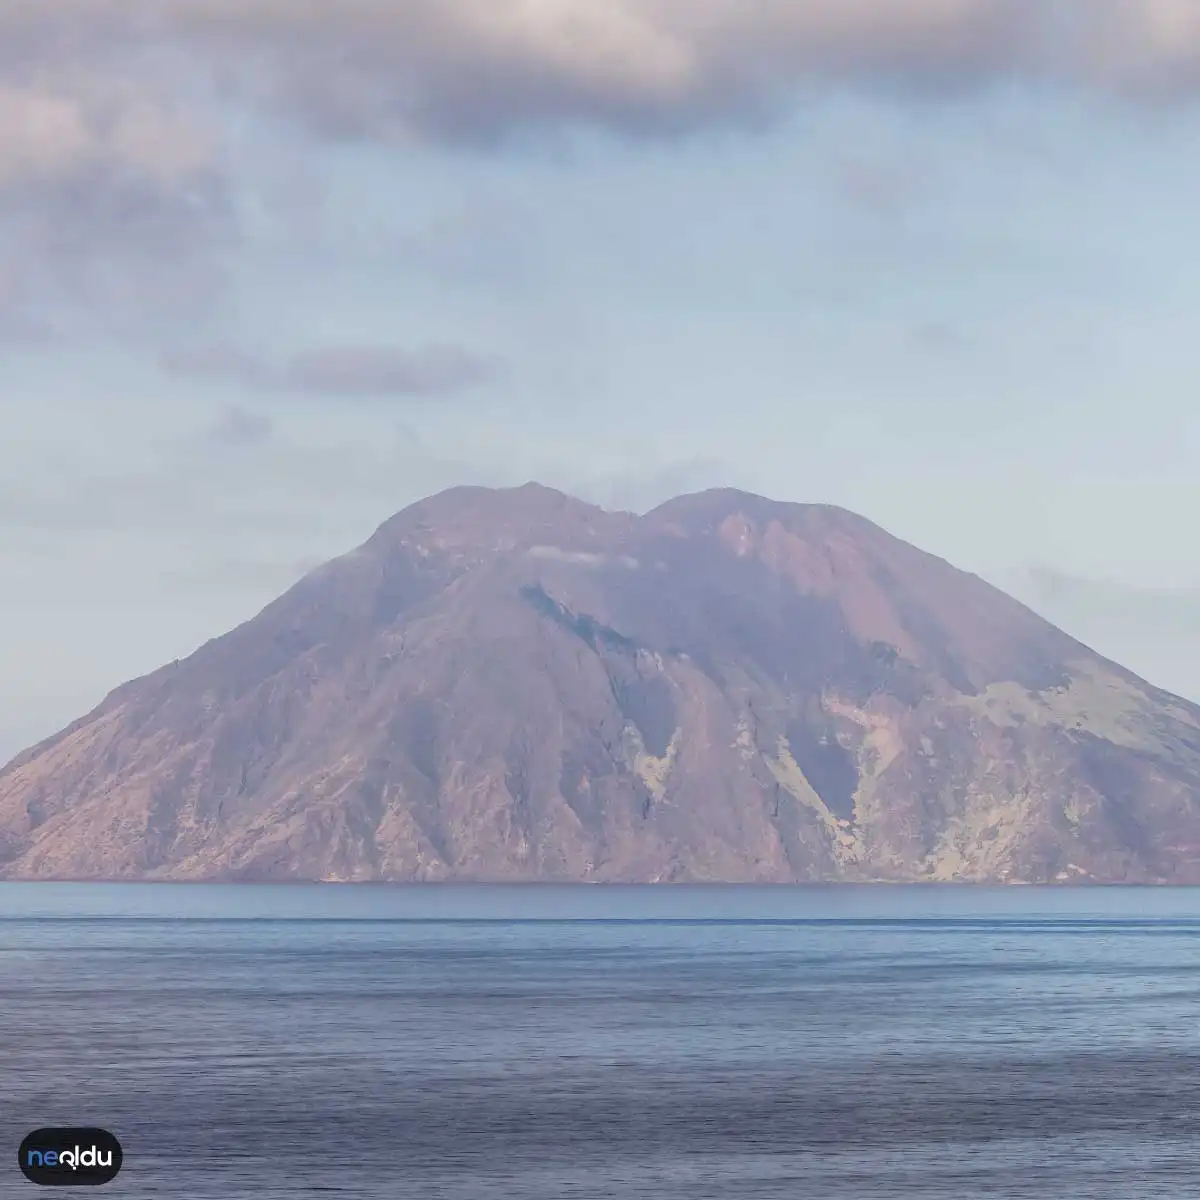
xmin=3 ymin=482 xmax=1200 ymax=883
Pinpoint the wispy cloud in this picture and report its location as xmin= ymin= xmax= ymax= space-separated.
xmin=527 ymin=546 xmax=639 ymax=568
xmin=197 ymin=406 xmax=276 ymax=448
xmin=162 ymin=343 xmax=506 ymax=399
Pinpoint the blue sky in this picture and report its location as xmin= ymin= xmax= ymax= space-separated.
xmin=3 ymin=0 xmax=1200 ymax=756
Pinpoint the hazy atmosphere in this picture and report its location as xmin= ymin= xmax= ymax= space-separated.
xmin=8 ymin=12 xmax=1200 ymax=1195
xmin=5 ymin=0 xmax=1200 ymax=760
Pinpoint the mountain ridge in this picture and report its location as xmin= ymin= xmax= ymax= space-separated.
xmin=3 ymin=483 xmax=1200 ymax=883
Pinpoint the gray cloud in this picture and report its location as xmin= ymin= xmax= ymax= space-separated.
xmin=125 ymin=2 xmax=1048 ymax=142
xmin=1 ymin=1 xmax=1198 ymax=347
xmin=0 ymin=73 xmax=214 ymax=188
xmin=171 ymin=1 xmax=1030 ymax=141
xmin=0 ymin=0 xmax=1194 ymax=349
xmin=6 ymin=174 xmax=233 ymax=330
xmin=0 ymin=65 xmax=234 ymax=339
xmin=280 ymin=344 xmax=504 ymax=398
xmin=199 ymin=406 xmax=276 ymax=448
xmin=161 ymin=344 xmax=271 ymax=385
xmin=163 ymin=342 xmax=505 ymax=399
xmin=2 ymin=4 xmax=1200 ymax=161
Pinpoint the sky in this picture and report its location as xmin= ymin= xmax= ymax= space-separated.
xmin=4 ymin=0 xmax=1200 ymax=758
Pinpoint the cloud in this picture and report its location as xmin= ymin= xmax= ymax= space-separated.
xmin=4 ymin=1 xmax=1200 ymax=343
xmin=0 ymin=68 xmax=231 ymax=339
xmin=198 ymin=406 xmax=276 ymax=448
xmin=0 ymin=3 xmax=1198 ymax=179
xmin=4 ymin=2 xmax=1200 ymax=153
xmin=279 ymin=344 xmax=504 ymax=398
xmin=1082 ymin=0 xmax=1200 ymax=93
xmin=0 ymin=76 xmax=212 ymax=189
xmin=527 ymin=546 xmax=640 ymax=568
xmin=162 ymin=342 xmax=505 ymax=399
xmin=46 ymin=1 xmax=1027 ymax=144
xmin=162 ymin=345 xmax=271 ymax=386
xmin=1 ymin=172 xmax=233 ymax=334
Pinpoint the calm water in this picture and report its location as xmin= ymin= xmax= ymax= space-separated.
xmin=3 ymin=885 xmax=1200 ymax=1198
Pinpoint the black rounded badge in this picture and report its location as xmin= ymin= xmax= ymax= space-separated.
xmin=18 ymin=1130 xmax=123 ymax=1187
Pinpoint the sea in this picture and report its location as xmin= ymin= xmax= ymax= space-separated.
xmin=3 ymin=884 xmax=1200 ymax=1199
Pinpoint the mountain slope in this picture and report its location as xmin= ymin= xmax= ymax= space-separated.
xmin=3 ymin=483 xmax=1200 ymax=883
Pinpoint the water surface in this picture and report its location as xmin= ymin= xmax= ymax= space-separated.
xmin=3 ymin=884 xmax=1199 ymax=1198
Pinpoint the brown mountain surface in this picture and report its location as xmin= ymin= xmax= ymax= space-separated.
xmin=4 ymin=482 xmax=1200 ymax=883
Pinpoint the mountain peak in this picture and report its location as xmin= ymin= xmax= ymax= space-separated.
xmin=3 ymin=482 xmax=1200 ymax=885
xmin=366 ymin=481 xmax=621 ymax=555
xmin=645 ymin=488 xmax=869 ymax=534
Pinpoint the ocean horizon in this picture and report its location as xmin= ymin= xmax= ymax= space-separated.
xmin=5 ymin=884 xmax=1200 ymax=1198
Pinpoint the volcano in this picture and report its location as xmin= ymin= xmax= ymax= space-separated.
xmin=3 ymin=483 xmax=1200 ymax=883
